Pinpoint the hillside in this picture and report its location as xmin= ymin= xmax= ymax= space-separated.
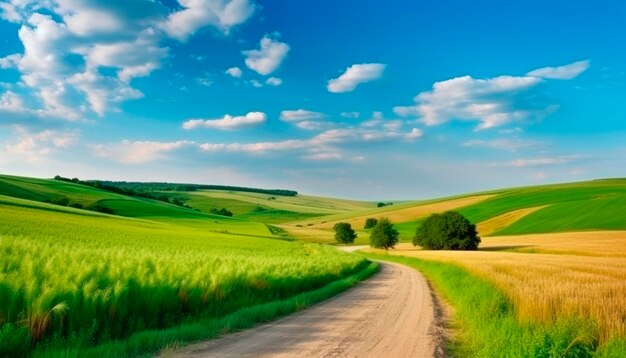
xmin=0 ymin=174 xmax=373 ymax=357
xmin=282 ymin=179 xmax=626 ymax=243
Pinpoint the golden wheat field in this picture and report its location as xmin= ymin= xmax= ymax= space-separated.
xmin=374 ymin=231 xmax=626 ymax=343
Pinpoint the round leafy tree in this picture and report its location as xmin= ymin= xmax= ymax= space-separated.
xmin=364 ymin=217 xmax=378 ymax=229
xmin=333 ymin=222 xmax=357 ymax=244
xmin=413 ymin=211 xmax=480 ymax=250
xmin=370 ymin=218 xmax=399 ymax=249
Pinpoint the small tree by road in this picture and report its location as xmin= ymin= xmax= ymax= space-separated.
xmin=413 ymin=211 xmax=480 ymax=250
xmin=370 ymin=218 xmax=399 ymax=250
xmin=333 ymin=222 xmax=357 ymax=244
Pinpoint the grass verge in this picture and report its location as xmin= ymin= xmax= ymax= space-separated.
xmin=361 ymin=253 xmax=625 ymax=357
xmin=30 ymin=261 xmax=379 ymax=358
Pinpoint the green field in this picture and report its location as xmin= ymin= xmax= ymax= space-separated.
xmin=0 ymin=175 xmax=373 ymax=356
xmin=281 ymin=179 xmax=626 ymax=243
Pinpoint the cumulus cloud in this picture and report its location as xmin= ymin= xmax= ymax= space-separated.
xmin=327 ymin=63 xmax=386 ymax=93
xmin=394 ymin=61 xmax=589 ymax=130
xmin=225 ymin=66 xmax=243 ymax=78
xmin=1 ymin=126 xmax=78 ymax=163
xmin=0 ymin=91 xmax=26 ymax=113
xmin=527 ymin=60 xmax=590 ymax=80
xmin=265 ymin=77 xmax=282 ymax=86
xmin=162 ymin=0 xmax=256 ymax=40
xmin=0 ymin=0 xmax=256 ymax=120
xmin=182 ymin=111 xmax=266 ymax=130
xmin=394 ymin=75 xmax=557 ymax=130
xmin=92 ymin=140 xmax=193 ymax=164
xmin=243 ymin=35 xmax=290 ymax=75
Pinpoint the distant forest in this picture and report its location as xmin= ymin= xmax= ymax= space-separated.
xmin=53 ymin=176 xmax=298 ymax=197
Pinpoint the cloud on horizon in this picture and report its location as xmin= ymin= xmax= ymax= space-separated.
xmin=182 ymin=111 xmax=267 ymax=130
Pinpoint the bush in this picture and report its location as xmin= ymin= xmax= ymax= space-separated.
xmin=413 ymin=211 xmax=480 ymax=250
xmin=68 ymin=203 xmax=84 ymax=209
xmin=333 ymin=222 xmax=357 ymax=244
xmin=370 ymin=218 xmax=399 ymax=249
xmin=210 ymin=208 xmax=233 ymax=217
xmin=364 ymin=218 xmax=378 ymax=229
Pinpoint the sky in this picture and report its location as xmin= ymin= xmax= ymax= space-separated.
xmin=0 ymin=0 xmax=625 ymax=200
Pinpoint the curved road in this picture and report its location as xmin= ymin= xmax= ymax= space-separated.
xmin=169 ymin=261 xmax=439 ymax=358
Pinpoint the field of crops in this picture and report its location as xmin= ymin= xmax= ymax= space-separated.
xmin=374 ymin=231 xmax=626 ymax=345
xmin=0 ymin=192 xmax=369 ymax=356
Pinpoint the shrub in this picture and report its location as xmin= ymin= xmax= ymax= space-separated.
xmin=370 ymin=218 xmax=399 ymax=249
xmin=68 ymin=203 xmax=84 ymax=209
xmin=413 ymin=211 xmax=480 ymax=250
xmin=51 ymin=197 xmax=70 ymax=206
xmin=364 ymin=218 xmax=378 ymax=229
xmin=333 ymin=222 xmax=357 ymax=244
xmin=210 ymin=208 xmax=233 ymax=217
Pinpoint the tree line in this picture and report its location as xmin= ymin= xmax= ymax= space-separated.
xmin=333 ymin=211 xmax=480 ymax=251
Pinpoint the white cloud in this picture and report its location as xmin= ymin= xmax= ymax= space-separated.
xmin=394 ymin=75 xmax=551 ymax=130
xmin=225 ymin=66 xmax=243 ymax=78
xmin=0 ymin=1 xmax=256 ymax=120
xmin=0 ymin=54 xmax=21 ymax=69
xmin=280 ymin=109 xmax=325 ymax=122
xmin=243 ymin=35 xmax=290 ymax=75
xmin=1 ymin=126 xmax=78 ymax=163
xmin=68 ymin=71 xmax=143 ymax=116
xmin=198 ymin=120 xmax=422 ymax=156
xmin=162 ymin=0 xmax=256 ymax=40
xmin=0 ymin=91 xmax=26 ymax=113
xmin=527 ymin=60 xmax=590 ymax=80
xmin=93 ymin=140 xmax=193 ymax=164
xmin=265 ymin=77 xmax=282 ymax=86
xmin=394 ymin=62 xmax=589 ymax=130
xmin=182 ymin=111 xmax=266 ymax=130
xmin=280 ymin=109 xmax=328 ymax=130
xmin=327 ymin=63 xmax=386 ymax=93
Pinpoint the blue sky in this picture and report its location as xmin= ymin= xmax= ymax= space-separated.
xmin=0 ymin=0 xmax=625 ymax=200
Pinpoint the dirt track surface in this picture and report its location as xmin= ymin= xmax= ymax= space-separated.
xmin=168 ymin=261 xmax=439 ymax=358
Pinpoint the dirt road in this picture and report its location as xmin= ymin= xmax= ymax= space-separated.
xmin=168 ymin=261 xmax=440 ymax=358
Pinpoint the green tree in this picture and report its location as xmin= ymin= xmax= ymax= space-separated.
xmin=413 ymin=211 xmax=481 ymax=250
xmin=370 ymin=218 xmax=399 ymax=249
xmin=333 ymin=222 xmax=357 ymax=244
xmin=364 ymin=217 xmax=378 ymax=229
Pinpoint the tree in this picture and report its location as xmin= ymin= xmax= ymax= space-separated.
xmin=364 ymin=217 xmax=378 ymax=229
xmin=370 ymin=218 xmax=399 ymax=249
xmin=413 ymin=211 xmax=480 ymax=250
xmin=333 ymin=222 xmax=357 ymax=244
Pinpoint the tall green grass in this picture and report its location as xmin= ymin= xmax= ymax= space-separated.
xmin=30 ymin=262 xmax=378 ymax=357
xmin=0 ymin=195 xmax=369 ymax=356
xmin=361 ymin=253 xmax=626 ymax=357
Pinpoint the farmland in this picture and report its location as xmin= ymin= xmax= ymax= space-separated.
xmin=0 ymin=176 xmax=374 ymax=356
xmin=2 ymin=173 xmax=626 ymax=357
